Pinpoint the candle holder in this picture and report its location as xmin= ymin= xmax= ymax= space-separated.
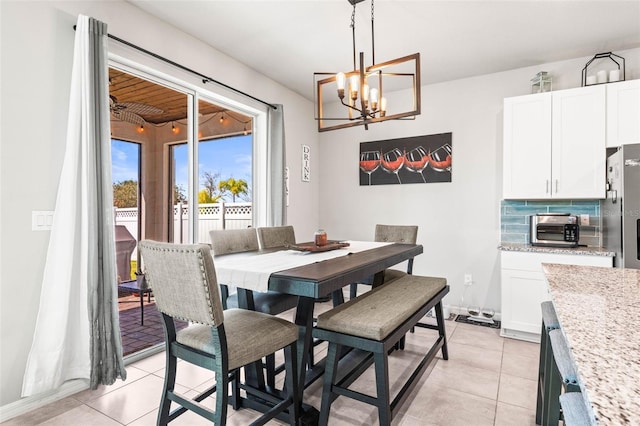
xmin=582 ymin=52 xmax=625 ymax=86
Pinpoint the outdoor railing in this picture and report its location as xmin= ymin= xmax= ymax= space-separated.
xmin=115 ymin=202 xmax=253 ymax=255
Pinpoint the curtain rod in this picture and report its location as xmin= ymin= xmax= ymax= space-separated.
xmin=74 ymin=25 xmax=277 ymax=110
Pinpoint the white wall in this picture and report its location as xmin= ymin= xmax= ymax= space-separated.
xmin=0 ymin=0 xmax=319 ymax=409
xmin=318 ymin=48 xmax=640 ymax=316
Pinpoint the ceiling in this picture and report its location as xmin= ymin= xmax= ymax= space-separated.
xmin=127 ymin=1 xmax=640 ymax=102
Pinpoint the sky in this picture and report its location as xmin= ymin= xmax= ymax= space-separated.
xmin=111 ymin=135 xmax=252 ymax=196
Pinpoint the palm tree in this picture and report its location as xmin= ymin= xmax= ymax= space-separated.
xmin=218 ymin=178 xmax=249 ymax=202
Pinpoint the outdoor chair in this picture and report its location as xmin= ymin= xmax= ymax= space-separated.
xmin=138 ymin=240 xmax=299 ymax=426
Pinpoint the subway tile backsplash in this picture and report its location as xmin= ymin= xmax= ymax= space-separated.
xmin=500 ymin=200 xmax=601 ymax=247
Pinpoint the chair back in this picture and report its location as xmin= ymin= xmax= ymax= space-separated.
xmin=374 ymin=224 xmax=418 ymax=244
xmin=138 ymin=240 xmax=224 ymax=326
xmin=209 ymin=228 xmax=259 ymax=255
xmin=257 ymin=226 xmax=296 ymax=249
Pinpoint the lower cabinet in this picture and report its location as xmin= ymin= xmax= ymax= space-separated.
xmin=500 ymin=250 xmax=613 ymax=342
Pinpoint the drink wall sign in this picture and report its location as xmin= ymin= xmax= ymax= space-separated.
xmin=302 ymin=144 xmax=311 ymax=182
xmin=359 ymin=133 xmax=452 ymax=186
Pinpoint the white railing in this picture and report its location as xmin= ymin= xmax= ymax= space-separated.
xmin=115 ymin=202 xmax=253 ymax=253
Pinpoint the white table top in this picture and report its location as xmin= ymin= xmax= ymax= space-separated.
xmin=213 ymin=240 xmax=392 ymax=292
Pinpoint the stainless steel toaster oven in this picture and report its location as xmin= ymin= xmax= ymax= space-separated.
xmin=529 ymin=213 xmax=580 ymax=247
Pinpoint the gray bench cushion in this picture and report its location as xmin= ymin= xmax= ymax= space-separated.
xmin=317 ymin=275 xmax=446 ymax=341
xmin=177 ymin=308 xmax=298 ymax=370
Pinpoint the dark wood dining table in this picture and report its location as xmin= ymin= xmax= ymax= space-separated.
xmin=219 ymin=241 xmax=424 ymax=424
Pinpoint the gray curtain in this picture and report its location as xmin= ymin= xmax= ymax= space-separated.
xmin=22 ymin=15 xmax=126 ymax=396
xmin=86 ymin=17 xmax=127 ymax=389
xmin=267 ymin=104 xmax=287 ymax=226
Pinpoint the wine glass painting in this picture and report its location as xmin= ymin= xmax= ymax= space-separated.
xmin=359 ymin=132 xmax=452 ymax=186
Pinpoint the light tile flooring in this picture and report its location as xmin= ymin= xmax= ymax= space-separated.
xmin=4 ymin=300 xmax=540 ymax=426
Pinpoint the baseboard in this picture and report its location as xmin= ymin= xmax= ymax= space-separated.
xmin=0 ymin=379 xmax=89 ymax=423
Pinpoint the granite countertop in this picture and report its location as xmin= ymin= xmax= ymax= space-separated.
xmin=499 ymin=242 xmax=615 ymax=257
xmin=542 ymin=263 xmax=640 ymax=425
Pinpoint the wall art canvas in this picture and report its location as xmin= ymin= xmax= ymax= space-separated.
xmin=359 ymin=132 xmax=452 ymax=185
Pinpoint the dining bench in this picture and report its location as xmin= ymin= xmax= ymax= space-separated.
xmin=312 ymin=274 xmax=449 ymax=425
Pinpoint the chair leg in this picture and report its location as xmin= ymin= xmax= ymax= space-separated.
xmin=265 ymin=354 xmax=276 ymax=389
xmin=158 ymin=315 xmax=177 ymax=426
xmin=214 ymin=364 xmax=229 ymax=425
xmin=373 ymin=351 xmax=391 ymax=426
xmin=230 ymin=369 xmax=241 ymax=410
xmin=284 ymin=343 xmax=300 ymax=426
xmin=435 ymin=301 xmax=449 ymax=360
xmin=536 ymin=322 xmax=549 ymax=425
xmin=139 ymin=291 xmax=145 ymax=326
xmin=319 ymin=342 xmax=341 ymax=426
xmin=349 ymin=283 xmax=358 ymax=300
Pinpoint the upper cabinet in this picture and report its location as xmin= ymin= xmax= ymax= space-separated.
xmin=503 ymin=85 xmax=606 ymax=199
xmin=607 ymin=79 xmax=640 ymax=148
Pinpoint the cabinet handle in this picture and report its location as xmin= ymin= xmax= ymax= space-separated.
xmin=546 ymin=180 xmax=549 ymax=194
xmin=555 ymin=179 xmax=559 ymax=193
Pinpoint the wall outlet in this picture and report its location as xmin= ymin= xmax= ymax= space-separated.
xmin=464 ymin=274 xmax=473 ymax=285
xmin=580 ymin=214 xmax=589 ymax=226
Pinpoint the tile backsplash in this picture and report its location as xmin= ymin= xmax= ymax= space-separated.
xmin=500 ymin=200 xmax=601 ymax=247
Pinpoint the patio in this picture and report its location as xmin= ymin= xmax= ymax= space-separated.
xmin=117 ymin=292 xmax=188 ymax=356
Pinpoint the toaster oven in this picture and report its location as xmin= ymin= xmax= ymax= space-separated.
xmin=529 ymin=213 xmax=580 ymax=247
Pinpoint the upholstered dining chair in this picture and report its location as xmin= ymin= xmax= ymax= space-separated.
xmin=349 ymin=224 xmax=419 ymax=299
xmin=210 ymin=227 xmax=299 ymax=388
xmin=138 ymin=240 xmax=299 ymax=426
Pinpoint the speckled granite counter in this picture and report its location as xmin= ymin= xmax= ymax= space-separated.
xmin=542 ymin=263 xmax=640 ymax=425
xmin=499 ymin=242 xmax=615 ymax=257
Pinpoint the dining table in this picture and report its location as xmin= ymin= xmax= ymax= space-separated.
xmin=213 ymin=240 xmax=424 ymax=424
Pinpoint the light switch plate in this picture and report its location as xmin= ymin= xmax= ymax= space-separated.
xmin=32 ymin=211 xmax=54 ymax=231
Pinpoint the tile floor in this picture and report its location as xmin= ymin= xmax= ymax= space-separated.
xmin=4 ymin=297 xmax=540 ymax=426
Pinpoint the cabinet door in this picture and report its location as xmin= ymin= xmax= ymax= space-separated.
xmin=503 ymin=93 xmax=552 ymax=199
xmin=607 ymin=79 xmax=640 ymax=148
xmin=551 ymin=85 xmax=606 ymax=199
xmin=501 ymin=268 xmax=550 ymax=336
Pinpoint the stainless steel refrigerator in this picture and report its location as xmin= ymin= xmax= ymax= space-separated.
xmin=602 ymin=143 xmax=640 ymax=269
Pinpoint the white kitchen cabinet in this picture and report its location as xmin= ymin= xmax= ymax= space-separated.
xmin=500 ymin=250 xmax=612 ymax=342
xmin=503 ymin=93 xmax=552 ymax=199
xmin=503 ymin=85 xmax=606 ymax=199
xmin=607 ymin=79 xmax=640 ymax=148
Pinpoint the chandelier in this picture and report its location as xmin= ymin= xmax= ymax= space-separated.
xmin=314 ymin=0 xmax=421 ymax=132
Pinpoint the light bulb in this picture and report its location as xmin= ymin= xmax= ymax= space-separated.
xmin=362 ymin=83 xmax=370 ymax=102
xmin=380 ymin=97 xmax=387 ymax=117
xmin=137 ymin=124 xmax=144 ymax=133
xmin=370 ymin=88 xmax=379 ymax=110
xmin=171 ymin=123 xmax=179 ymax=134
xmin=219 ymin=115 xmax=224 ymax=123
xmin=349 ymin=75 xmax=359 ymax=101
xmin=336 ymin=72 xmax=346 ymax=91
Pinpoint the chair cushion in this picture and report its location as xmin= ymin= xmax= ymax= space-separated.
xmin=226 ymin=291 xmax=298 ymax=315
xmin=176 ymin=309 xmax=298 ymax=370
xmin=317 ymin=275 xmax=446 ymax=341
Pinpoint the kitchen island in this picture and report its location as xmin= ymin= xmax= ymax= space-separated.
xmin=542 ymin=263 xmax=640 ymax=425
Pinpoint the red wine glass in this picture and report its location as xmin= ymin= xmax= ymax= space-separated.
xmin=429 ymin=143 xmax=452 ymax=172
xmin=404 ymin=146 xmax=429 ymax=182
xmin=381 ymin=148 xmax=404 ymax=184
xmin=359 ymin=150 xmax=381 ymax=185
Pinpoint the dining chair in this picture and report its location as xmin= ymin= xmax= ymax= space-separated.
xmin=138 ymin=240 xmax=299 ymax=426
xmin=210 ymin=227 xmax=299 ymax=388
xmin=349 ymin=224 xmax=419 ymax=299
